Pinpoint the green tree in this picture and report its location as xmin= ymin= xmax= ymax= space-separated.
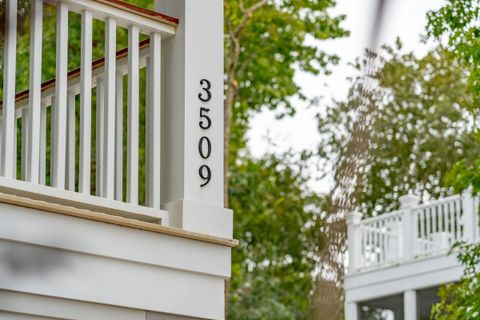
xmin=319 ymin=43 xmax=479 ymax=217
xmin=224 ymin=0 xmax=348 ymax=203
xmin=430 ymin=243 xmax=480 ymax=319
xmin=228 ymin=152 xmax=325 ymax=319
xmin=223 ymin=0 xmax=348 ymax=317
xmin=425 ymin=3 xmax=480 ymax=318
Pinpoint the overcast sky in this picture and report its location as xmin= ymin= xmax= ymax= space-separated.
xmin=246 ymin=0 xmax=446 ymax=193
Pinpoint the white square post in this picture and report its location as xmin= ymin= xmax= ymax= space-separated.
xmin=345 ymin=302 xmax=359 ymax=320
xmin=346 ymin=212 xmax=362 ymax=273
xmin=155 ymin=0 xmax=232 ymax=238
xmin=404 ymin=290 xmax=417 ymax=320
xmin=399 ymin=194 xmax=420 ymax=261
xmin=462 ymin=186 xmax=476 ymax=242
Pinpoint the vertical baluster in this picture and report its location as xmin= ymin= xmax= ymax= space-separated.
xmin=27 ymin=0 xmax=43 ymax=183
xmin=127 ymin=25 xmax=139 ymax=204
xmin=448 ymin=201 xmax=456 ymax=241
xmin=412 ymin=211 xmax=418 ymax=255
xmin=96 ymin=79 xmax=104 ymax=196
xmin=115 ymin=73 xmax=123 ymax=201
xmin=13 ymin=117 xmax=17 ymax=178
xmin=52 ymin=2 xmax=69 ymax=189
xmin=103 ymin=17 xmax=117 ymax=199
xmin=39 ymin=103 xmax=47 ymax=185
xmin=455 ymin=199 xmax=462 ymax=240
xmin=66 ymin=92 xmax=76 ymax=191
xmin=0 ymin=113 xmax=2 ymax=166
xmin=442 ymin=203 xmax=446 ymax=233
xmin=79 ymin=10 xmax=92 ymax=194
xmin=432 ymin=205 xmax=437 ymax=234
xmin=146 ymin=32 xmax=162 ymax=209
xmin=381 ymin=220 xmax=385 ymax=263
xmin=366 ymin=227 xmax=371 ymax=264
xmin=1 ymin=0 xmax=18 ymax=178
xmin=21 ymin=109 xmax=29 ymax=180
xmin=50 ymin=99 xmax=55 ymax=186
xmin=426 ymin=207 xmax=431 ymax=250
xmin=361 ymin=225 xmax=367 ymax=267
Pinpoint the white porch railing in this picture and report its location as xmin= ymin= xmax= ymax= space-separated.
xmin=0 ymin=0 xmax=178 ymax=224
xmin=347 ymin=189 xmax=480 ymax=273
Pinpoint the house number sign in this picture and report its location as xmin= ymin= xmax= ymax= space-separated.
xmin=198 ymin=79 xmax=212 ymax=187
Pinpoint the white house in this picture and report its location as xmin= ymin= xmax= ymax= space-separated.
xmin=0 ymin=0 xmax=236 ymax=319
xmin=344 ymin=190 xmax=479 ymax=320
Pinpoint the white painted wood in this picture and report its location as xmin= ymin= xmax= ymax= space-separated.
xmin=43 ymin=0 xmax=176 ymax=36
xmin=115 ymin=73 xmax=124 ymax=201
xmin=13 ymin=117 xmax=17 ymax=178
xmin=403 ymin=290 xmax=417 ymax=320
xmin=345 ymin=254 xmax=463 ymax=303
xmin=0 ymin=176 xmax=168 ymax=222
xmin=156 ymin=0 xmax=231 ymax=237
xmin=462 ymin=187 xmax=476 ymax=242
xmin=66 ymin=92 xmax=76 ymax=191
xmin=0 ymin=311 xmax=56 ymax=320
xmin=346 ymin=212 xmax=362 ymax=273
xmin=344 ymin=302 xmax=358 ymax=320
xmin=79 ymin=10 xmax=93 ymax=195
xmin=39 ymin=104 xmax=47 ymax=185
xmin=103 ymin=17 xmax=117 ymax=200
xmin=0 ymin=291 xmax=145 ymax=320
xmin=27 ymin=0 xmax=44 ymax=184
xmin=0 ymin=203 xmax=229 ymax=277
xmin=1 ymin=0 xmax=18 ymax=178
xmin=21 ymin=109 xmax=30 ymax=180
xmin=50 ymin=99 xmax=55 ymax=186
xmin=146 ymin=33 xmax=162 ymax=209
xmin=52 ymin=2 xmax=69 ymax=189
xmin=96 ymin=79 xmax=105 ymax=196
xmin=127 ymin=25 xmax=140 ymax=205
xmin=0 ymin=202 xmax=229 ymax=319
xmin=0 ymin=238 xmax=225 ymax=320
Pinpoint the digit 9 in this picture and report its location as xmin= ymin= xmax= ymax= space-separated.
xmin=199 ymin=165 xmax=211 ymax=187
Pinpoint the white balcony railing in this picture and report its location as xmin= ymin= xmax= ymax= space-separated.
xmin=347 ymin=189 xmax=480 ymax=273
xmin=0 ymin=0 xmax=178 ymax=224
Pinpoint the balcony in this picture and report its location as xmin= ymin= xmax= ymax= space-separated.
xmin=0 ymin=0 xmax=233 ymax=319
xmin=345 ymin=190 xmax=478 ymax=319
xmin=347 ymin=190 xmax=479 ymax=273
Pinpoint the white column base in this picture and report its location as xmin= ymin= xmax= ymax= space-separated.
xmin=164 ymin=200 xmax=233 ymax=238
xmin=345 ymin=302 xmax=359 ymax=320
xmin=404 ymin=290 xmax=417 ymax=320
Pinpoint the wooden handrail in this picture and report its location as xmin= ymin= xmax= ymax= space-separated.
xmin=94 ymin=0 xmax=179 ymax=26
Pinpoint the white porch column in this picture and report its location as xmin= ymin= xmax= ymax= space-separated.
xmin=345 ymin=302 xmax=359 ymax=320
xmin=404 ymin=290 xmax=417 ymax=320
xmin=399 ymin=194 xmax=420 ymax=261
xmin=155 ymin=0 xmax=232 ymax=238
